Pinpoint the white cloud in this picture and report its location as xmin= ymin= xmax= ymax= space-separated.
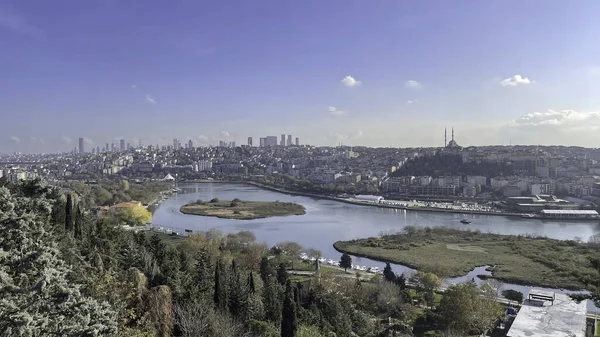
xmin=354 ymin=129 xmax=363 ymax=138
xmin=405 ymin=80 xmax=421 ymax=89
xmin=328 ymin=106 xmax=347 ymax=116
xmin=131 ymin=84 xmax=137 ymax=89
xmin=197 ymin=135 xmax=209 ymax=143
xmin=0 ymin=4 xmax=43 ymax=37
xmin=9 ymin=136 xmax=20 ymax=143
xmin=62 ymin=135 xmax=72 ymax=144
xmin=145 ymin=94 xmax=156 ymax=104
xmin=39 ymin=138 xmax=45 ymax=145
xmin=407 ymin=99 xmax=417 ymax=104
xmin=84 ymin=137 xmax=94 ymax=145
xmin=220 ymin=130 xmax=230 ymax=138
xmin=341 ymin=75 xmax=362 ymax=87
xmin=511 ymin=110 xmax=600 ymax=128
xmin=500 ymin=74 xmax=533 ymax=87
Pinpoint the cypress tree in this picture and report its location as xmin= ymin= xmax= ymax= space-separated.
xmin=383 ymin=262 xmax=396 ymax=283
xmin=74 ymin=204 xmax=83 ymax=239
xmin=281 ymin=280 xmax=297 ymax=337
xmin=195 ymin=249 xmax=212 ymax=295
xmin=260 ymin=256 xmax=270 ymax=283
xmin=65 ymin=193 xmax=73 ymax=231
xmin=248 ymin=271 xmax=256 ymax=293
xmin=214 ymin=262 xmax=222 ymax=308
xmin=263 ymin=277 xmax=282 ymax=323
xmin=277 ymin=263 xmax=288 ymax=286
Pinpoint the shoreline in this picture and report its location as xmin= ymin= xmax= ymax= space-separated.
xmin=243 ymin=181 xmax=524 ymax=217
xmin=332 ymin=242 xmax=586 ymax=291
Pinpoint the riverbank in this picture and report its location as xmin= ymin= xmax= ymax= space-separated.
xmin=179 ymin=198 xmax=306 ymax=220
xmin=333 ymin=226 xmax=598 ymax=291
xmin=245 ymin=181 xmax=523 ymax=217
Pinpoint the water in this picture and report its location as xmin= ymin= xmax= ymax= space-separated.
xmin=153 ymin=183 xmax=600 ymax=311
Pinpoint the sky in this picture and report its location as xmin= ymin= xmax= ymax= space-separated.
xmin=2 ymin=0 xmax=600 ymax=153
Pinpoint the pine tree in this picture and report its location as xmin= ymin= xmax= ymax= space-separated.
xmin=214 ymin=262 xmax=223 ymax=308
xmin=281 ymin=280 xmax=297 ymax=337
xmin=277 ymin=263 xmax=288 ymax=286
xmin=0 ymin=186 xmax=117 ymax=336
xmin=228 ymin=262 xmax=248 ymax=318
xmin=65 ymin=192 xmax=73 ymax=231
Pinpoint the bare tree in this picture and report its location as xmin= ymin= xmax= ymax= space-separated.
xmin=174 ymin=300 xmax=249 ymax=337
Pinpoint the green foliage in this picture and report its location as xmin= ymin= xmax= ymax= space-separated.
xmin=502 ymin=289 xmax=524 ymax=304
xmin=114 ymin=204 xmax=152 ymax=226
xmin=0 ymin=182 xmax=118 ymax=336
xmin=335 ymin=226 xmax=600 ymax=291
xmin=281 ymin=280 xmax=297 ymax=337
xmin=277 ymin=263 xmax=288 ymax=286
xmin=210 ymin=197 xmax=219 ymax=203
xmin=339 ymin=253 xmax=352 ymax=272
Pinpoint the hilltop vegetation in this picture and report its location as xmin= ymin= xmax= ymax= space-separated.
xmin=0 ymin=179 xmax=557 ymax=336
xmin=180 ymin=198 xmax=305 ymax=220
xmin=334 ymin=226 xmax=600 ymax=292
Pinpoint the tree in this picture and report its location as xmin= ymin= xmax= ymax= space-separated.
xmin=277 ymin=263 xmax=288 ymax=286
xmin=195 ymin=249 xmax=213 ymax=295
xmin=339 ymin=253 xmax=352 ymax=272
xmin=114 ymin=204 xmax=152 ymax=226
xmin=260 ymin=257 xmax=271 ymax=283
xmin=278 ymin=241 xmax=303 ymax=270
xmin=248 ymin=271 xmax=256 ymax=293
xmin=65 ymin=192 xmax=74 ymax=231
xmin=383 ymin=262 xmax=395 ymax=283
xmin=214 ymin=262 xmax=228 ymax=311
xmin=263 ymin=278 xmax=282 ymax=323
xmin=438 ymin=282 xmax=503 ymax=334
xmin=502 ymin=289 xmax=524 ymax=305
xmin=281 ymin=280 xmax=297 ymax=337
xmin=305 ymin=248 xmax=322 ymax=260
xmin=121 ymin=180 xmax=130 ymax=191
xmin=0 ymin=185 xmax=117 ymax=336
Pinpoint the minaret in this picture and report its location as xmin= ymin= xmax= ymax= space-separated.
xmin=444 ymin=128 xmax=447 ymax=147
xmin=452 ymin=127 xmax=455 ymax=141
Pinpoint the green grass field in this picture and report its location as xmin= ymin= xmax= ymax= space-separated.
xmin=334 ymin=226 xmax=600 ymax=290
xmin=180 ymin=199 xmax=305 ymax=220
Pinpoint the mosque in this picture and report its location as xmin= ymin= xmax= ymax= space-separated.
xmin=444 ymin=127 xmax=461 ymax=149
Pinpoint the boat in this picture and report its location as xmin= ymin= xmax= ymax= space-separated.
xmin=460 ymin=219 xmax=471 ymax=224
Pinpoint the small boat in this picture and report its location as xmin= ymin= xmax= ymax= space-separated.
xmin=460 ymin=219 xmax=471 ymax=224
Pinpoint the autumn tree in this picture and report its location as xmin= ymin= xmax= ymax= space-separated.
xmin=114 ymin=204 xmax=152 ymax=226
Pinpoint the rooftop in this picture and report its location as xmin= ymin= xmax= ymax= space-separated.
xmin=507 ymin=291 xmax=587 ymax=337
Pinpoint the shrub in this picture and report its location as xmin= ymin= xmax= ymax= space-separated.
xmin=210 ymin=198 xmax=219 ymax=203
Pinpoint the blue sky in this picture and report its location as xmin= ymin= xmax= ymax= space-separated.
xmin=2 ymin=0 xmax=600 ymax=153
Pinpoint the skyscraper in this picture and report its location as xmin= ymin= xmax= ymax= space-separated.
xmin=259 ymin=137 xmax=266 ymax=147
xmin=105 ymin=143 xmax=109 ymax=152
xmin=280 ymin=134 xmax=285 ymax=146
xmin=295 ymin=137 xmax=299 ymax=146
xmin=248 ymin=137 xmax=253 ymax=146
xmin=120 ymin=139 xmax=125 ymax=152
xmin=78 ymin=137 xmax=84 ymax=154
xmin=287 ymin=135 xmax=292 ymax=146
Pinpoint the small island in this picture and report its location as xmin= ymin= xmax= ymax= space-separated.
xmin=334 ymin=226 xmax=600 ymax=290
xmin=180 ymin=198 xmax=306 ymax=220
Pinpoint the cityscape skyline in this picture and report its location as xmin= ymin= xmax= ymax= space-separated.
xmin=3 ymin=1 xmax=600 ymax=153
